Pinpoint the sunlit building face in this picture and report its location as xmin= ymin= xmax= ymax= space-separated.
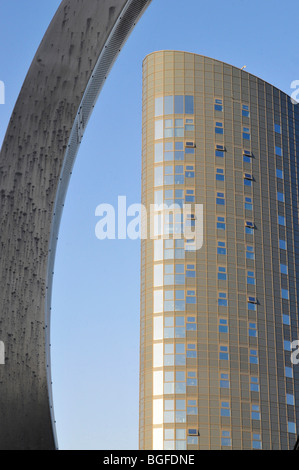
xmin=139 ymin=51 xmax=299 ymax=450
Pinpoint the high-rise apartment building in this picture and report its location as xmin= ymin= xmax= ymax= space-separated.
xmin=139 ymin=51 xmax=299 ymax=450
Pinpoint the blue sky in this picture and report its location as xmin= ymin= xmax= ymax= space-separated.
xmin=0 ymin=0 xmax=298 ymax=450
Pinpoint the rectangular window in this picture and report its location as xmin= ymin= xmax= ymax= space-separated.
xmin=249 ymin=322 xmax=257 ymax=337
xmin=278 ymin=215 xmax=286 ymax=226
xmin=288 ymin=422 xmax=296 ymax=434
xmin=216 ymin=192 xmax=225 ymax=205
xmin=164 ymin=95 xmax=174 ymax=115
xmin=216 ymin=168 xmax=225 ymax=181
xmin=218 ymin=293 xmax=228 ymax=307
xmin=252 ymin=435 xmax=262 ymax=450
xmin=245 ymin=197 xmax=253 ymax=211
xmin=220 ymin=373 xmax=230 ymax=389
xmin=217 ymin=216 xmax=226 ymax=230
xmin=221 ymin=402 xmax=231 ymax=417
xmin=218 ymin=267 xmax=227 ymax=281
xmin=277 ymin=192 xmax=285 ymax=202
xmin=250 ymin=349 xmax=258 ymax=364
xmin=243 ymin=127 xmax=250 ymax=140
xmin=285 ymin=367 xmax=293 ymax=378
xmin=221 ymin=431 xmax=231 ymax=447
xmin=215 ymin=99 xmax=223 ymax=112
xmin=215 ymin=122 xmax=224 ymax=134
xmin=281 ymin=289 xmax=289 ymax=300
xmin=251 ymin=405 xmax=261 ymax=420
xmin=247 ymin=271 xmax=256 ymax=285
xmin=275 ymin=146 xmax=283 ymax=156
xmin=243 ymin=150 xmax=252 ymax=163
xmin=219 ymin=319 xmax=228 ymax=333
xmin=242 ymin=105 xmax=250 ymax=118
xmin=174 ymin=95 xmax=184 ymax=114
xmin=185 ymin=96 xmax=194 ymax=115
xmin=279 ymin=239 xmax=287 ymax=250
xmin=215 ymin=145 xmax=225 ymax=158
xmin=187 ymin=371 xmax=197 ymax=387
xmin=219 ymin=346 xmax=229 ymax=360
xmin=287 ymin=394 xmax=295 ymax=406
xmin=276 ymin=168 xmax=283 ymax=179
xmin=217 ymin=241 xmax=227 ymax=255
xmin=250 ymin=377 xmax=260 ymax=392
xmin=280 ymin=264 xmax=288 ymax=275
xmin=155 ymin=97 xmax=163 ymax=117
xmin=283 ymin=314 xmax=290 ymax=325
xmin=275 ymin=123 xmax=282 ymax=134
xmin=246 ymin=245 xmax=255 ymax=260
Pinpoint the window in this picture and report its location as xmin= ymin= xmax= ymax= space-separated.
xmin=284 ymin=340 xmax=291 ymax=351
xmin=187 ymin=400 xmax=198 ymax=416
xmin=247 ymin=271 xmax=256 ymax=285
xmin=275 ymin=123 xmax=282 ymax=134
xmin=185 ymin=189 xmax=195 ymax=203
xmin=250 ymin=349 xmax=258 ymax=364
xmin=218 ymin=293 xmax=228 ymax=307
xmin=187 ymin=371 xmax=197 ymax=387
xmin=281 ymin=289 xmax=289 ymax=300
xmin=244 ymin=173 xmax=253 ymax=186
xmin=275 ymin=146 xmax=283 ymax=156
xmin=175 ymin=343 xmax=186 ymax=366
xmin=220 ymin=373 xmax=230 ymax=389
xmin=155 ymin=97 xmax=163 ymax=117
xmin=185 ymin=165 xmax=194 ymax=179
xmin=218 ymin=241 xmax=227 ymax=255
xmin=285 ymin=367 xmax=293 ymax=378
xmin=215 ymin=145 xmax=225 ymax=158
xmin=283 ymin=314 xmax=290 ymax=326
xmin=245 ymin=221 xmax=254 ymax=235
xmin=216 ymin=192 xmax=225 ymax=205
xmin=280 ymin=264 xmax=288 ymax=275
xmin=246 ymin=245 xmax=255 ymax=260
xmin=221 ymin=431 xmax=232 ymax=447
xmin=154 ymin=166 xmax=163 ymax=186
xmin=287 ymin=394 xmax=295 ymax=406
xmin=243 ymin=127 xmax=250 ymax=140
xmin=164 ymin=317 xmax=174 ymax=340
xmin=219 ymin=346 xmax=229 ymax=360
xmin=155 ymin=119 xmax=163 ymax=140
xmin=245 ymin=197 xmax=253 ymax=211
xmin=221 ymin=402 xmax=231 ymax=417
xmin=252 ymin=434 xmax=262 ymax=450
xmin=186 ymin=290 xmax=196 ymax=304
xmin=243 ymin=150 xmax=252 ymax=163
xmin=217 ymin=216 xmax=226 ymax=230
xmin=276 ymin=168 xmax=283 ymax=179
xmin=250 ymin=377 xmax=260 ymax=392
xmin=185 ymin=96 xmax=194 ymax=115
xmin=186 ymin=343 xmax=197 ymax=358
xmin=155 ymin=142 xmax=163 ymax=162
xmin=187 ymin=429 xmax=198 ymax=445
xmin=288 ymin=422 xmax=296 ymax=434
xmin=186 ymin=264 xmax=196 ymax=278
xmin=215 ymin=99 xmax=223 ymax=112
xmin=278 ymin=215 xmax=286 ymax=226
xmin=219 ymin=319 xmax=228 ymax=333
xmin=249 ymin=322 xmax=257 ymax=337
xmin=279 ymin=239 xmax=287 ymax=250
xmin=215 ymin=122 xmax=224 ymax=134
xmin=218 ymin=267 xmax=227 ymax=281
xmin=277 ymin=192 xmax=284 ymax=203
xmin=251 ymin=405 xmax=261 ymax=420
xmin=216 ymin=168 xmax=225 ymax=181
xmin=242 ymin=104 xmax=250 ymax=118
xmin=186 ymin=316 xmax=196 ymax=332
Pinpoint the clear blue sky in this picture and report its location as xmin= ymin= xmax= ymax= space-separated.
xmin=0 ymin=0 xmax=298 ymax=450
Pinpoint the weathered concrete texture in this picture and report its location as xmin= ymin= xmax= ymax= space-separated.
xmin=0 ymin=0 xmax=151 ymax=450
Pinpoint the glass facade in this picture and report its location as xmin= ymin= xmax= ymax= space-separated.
xmin=140 ymin=51 xmax=299 ymax=450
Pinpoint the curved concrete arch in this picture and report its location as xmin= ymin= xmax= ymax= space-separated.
xmin=0 ymin=0 xmax=151 ymax=450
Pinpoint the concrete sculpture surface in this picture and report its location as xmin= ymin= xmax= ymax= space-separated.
xmin=0 ymin=0 xmax=151 ymax=450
